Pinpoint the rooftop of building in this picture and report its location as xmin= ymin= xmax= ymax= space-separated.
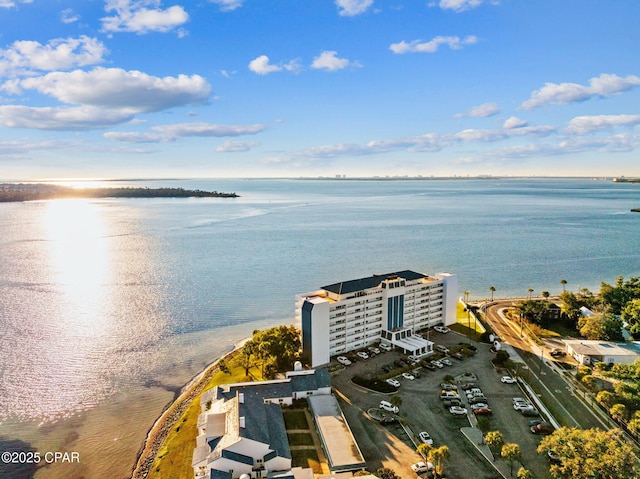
xmin=321 ymin=270 xmax=433 ymax=295
xmin=565 ymin=339 xmax=640 ymax=357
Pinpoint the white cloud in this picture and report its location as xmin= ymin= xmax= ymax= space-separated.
xmin=248 ymin=55 xmax=282 ymax=75
xmin=209 ymin=0 xmax=244 ymax=11
xmin=15 ymin=67 xmax=210 ymax=113
xmin=104 ymin=131 xmax=172 ymax=143
xmin=0 ymin=0 xmax=33 ymax=8
xmin=433 ymin=0 xmax=496 ymax=12
xmin=390 ymin=35 xmax=478 ymax=54
xmin=311 ymin=51 xmax=360 ymax=72
xmin=216 ymin=140 xmax=260 ymax=152
xmin=521 ymin=73 xmax=640 ymax=110
xmin=455 ymin=102 xmax=499 ymax=118
xmin=153 ymin=122 xmax=267 ymax=137
xmin=104 ymin=123 xmax=268 ymax=143
xmin=0 ymin=36 xmax=108 ymax=77
xmin=101 ymin=0 xmax=189 ymax=34
xmin=565 ymin=114 xmax=640 ymax=135
xmin=335 ymin=0 xmax=373 ymax=16
xmin=503 ymin=116 xmax=528 ymax=129
xmin=61 ymin=8 xmax=80 ymax=24
xmin=0 ymin=105 xmax=135 ymax=130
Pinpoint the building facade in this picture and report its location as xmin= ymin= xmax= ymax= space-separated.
xmin=296 ymin=270 xmax=457 ymax=367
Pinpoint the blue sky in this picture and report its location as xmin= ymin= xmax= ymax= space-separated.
xmin=1 ymin=0 xmax=639 ymax=180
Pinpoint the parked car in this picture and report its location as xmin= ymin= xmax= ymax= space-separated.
xmin=547 ymin=449 xmax=561 ymax=464
xmin=386 ymin=378 xmax=400 ymax=388
xmin=443 ymin=398 xmax=462 ymax=407
xmin=436 ymin=345 xmax=450 ymax=354
xmin=368 ymin=346 xmax=381 ymax=355
xmin=514 ymin=402 xmax=532 ymax=411
xmin=440 ymin=383 xmax=456 ymax=389
xmin=356 ymin=351 xmax=369 ymax=360
xmin=520 ymin=406 xmax=539 ymax=416
xmin=402 ymin=372 xmax=415 ymax=381
xmin=431 ymin=360 xmax=444 ymax=368
xmin=469 ymin=396 xmax=488 ymax=405
xmin=501 ymin=376 xmax=516 ymax=384
xmin=423 ymin=362 xmax=437 ymax=371
xmin=452 ymin=352 xmax=464 ymax=360
xmin=470 ymin=402 xmax=489 ymax=409
xmin=440 ymin=390 xmax=461 ymax=400
xmin=379 ymin=342 xmax=393 ymax=352
xmin=512 ymin=397 xmax=528 ymax=405
xmin=379 ymin=401 xmax=399 ymax=414
xmin=411 ymin=461 xmax=434 ymax=473
xmin=460 ymin=382 xmax=478 ymax=389
xmin=336 ymin=356 xmax=351 ymax=366
xmin=550 ymin=348 xmax=567 ymax=357
xmin=441 ymin=358 xmax=453 ymax=366
xmin=473 ymin=407 xmax=493 ymax=416
xmin=449 ymin=406 xmax=468 ymax=415
xmin=531 ymin=423 xmax=553 ymax=434
xmin=419 ymin=431 xmax=434 ymax=445
xmin=433 ymin=325 xmax=450 ymax=334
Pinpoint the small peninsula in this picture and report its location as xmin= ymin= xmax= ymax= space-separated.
xmin=0 ymin=183 xmax=238 ymax=202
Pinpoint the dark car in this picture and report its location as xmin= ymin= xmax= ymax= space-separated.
xmin=550 ymin=349 xmax=567 ymax=357
xmin=469 ymin=396 xmax=488 ymax=405
xmin=531 ymin=423 xmax=553 ymax=435
xmin=473 ymin=407 xmax=493 ymax=416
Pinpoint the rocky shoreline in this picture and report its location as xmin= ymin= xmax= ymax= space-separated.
xmin=130 ymin=343 xmax=244 ymax=479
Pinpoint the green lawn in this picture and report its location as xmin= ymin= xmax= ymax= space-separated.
xmin=283 ymin=409 xmax=309 ymax=430
xmin=291 ymin=449 xmax=322 ymax=473
xmin=287 ymin=432 xmax=315 ymax=446
xmin=147 ymin=355 xmax=263 ymax=479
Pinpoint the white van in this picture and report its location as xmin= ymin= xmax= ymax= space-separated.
xmin=379 ymin=400 xmax=399 ymax=413
xmin=436 ymin=345 xmax=450 ymax=354
xmin=379 ymin=343 xmax=393 ymax=352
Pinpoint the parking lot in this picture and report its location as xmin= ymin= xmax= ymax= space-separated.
xmin=330 ymin=330 xmax=552 ymax=478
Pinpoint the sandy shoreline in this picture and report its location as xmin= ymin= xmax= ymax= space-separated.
xmin=130 ymin=338 xmax=248 ymax=479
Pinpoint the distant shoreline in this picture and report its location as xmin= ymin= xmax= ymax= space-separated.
xmin=0 ymin=183 xmax=238 ymax=202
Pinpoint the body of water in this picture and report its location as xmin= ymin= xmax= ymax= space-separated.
xmin=1 ymin=177 xmax=639 ymax=478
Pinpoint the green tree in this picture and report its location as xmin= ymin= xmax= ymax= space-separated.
xmin=602 ymin=313 xmax=624 ymax=341
xmin=542 ymin=290 xmax=550 ymax=300
xmin=390 ymin=394 xmax=403 ymax=410
xmin=621 ymin=299 xmax=640 ymax=335
xmin=581 ymin=375 xmax=597 ymax=391
xmin=427 ymin=445 xmax=449 ymax=478
xmin=559 ymin=291 xmax=582 ymax=325
xmin=217 ymin=358 xmax=230 ymax=374
xmin=489 ymin=286 xmax=496 ymax=301
xmin=528 ymin=288 xmax=534 ymax=300
xmin=579 ymin=314 xmax=604 ymax=339
xmin=516 ymin=299 xmax=549 ymax=325
xmin=516 ymin=467 xmax=533 ymax=479
xmin=560 ymin=279 xmax=567 ymax=292
xmin=600 ymin=276 xmax=640 ymax=315
xmin=374 ymin=467 xmax=400 ymax=479
xmin=596 ymin=390 xmax=617 ymax=408
xmin=610 ymin=403 xmax=628 ymax=421
xmin=538 ymin=427 xmax=638 ymax=479
xmin=484 ymin=430 xmax=504 ymax=452
xmin=501 ymin=443 xmax=521 ymax=477
xmin=417 ymin=442 xmax=433 ymax=460
xmin=628 ymin=418 xmax=640 ymax=436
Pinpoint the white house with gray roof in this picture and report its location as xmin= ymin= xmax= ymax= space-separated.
xmin=193 ymin=368 xmax=331 ymax=479
xmin=296 ymin=270 xmax=457 ymax=367
xmin=564 ymin=339 xmax=640 ymax=366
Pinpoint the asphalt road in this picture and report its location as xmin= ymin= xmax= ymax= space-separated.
xmin=483 ymin=300 xmax=609 ymax=431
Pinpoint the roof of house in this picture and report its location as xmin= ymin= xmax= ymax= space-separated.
xmin=288 ymin=368 xmax=331 ymax=392
xmin=565 ymin=339 xmax=640 ymax=357
xmin=322 ymin=270 xmax=429 ymax=294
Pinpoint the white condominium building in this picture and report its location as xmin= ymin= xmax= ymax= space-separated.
xmin=296 ymin=270 xmax=457 ymax=367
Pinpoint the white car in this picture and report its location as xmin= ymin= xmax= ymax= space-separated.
xmin=336 ymin=356 xmax=351 ymax=366
xmin=386 ymin=378 xmax=400 ymax=388
xmin=433 ymin=325 xmax=450 ymax=334
xmin=441 ymin=358 xmax=453 ymax=366
xmin=368 ymin=346 xmax=381 ymax=355
xmin=379 ymin=401 xmax=399 ymax=414
xmin=402 ymin=372 xmax=415 ymax=380
xmin=418 ymin=431 xmax=434 ymax=445
xmin=431 ymin=360 xmax=444 ymax=368
xmin=411 ymin=461 xmax=434 ymax=473
xmin=449 ymin=406 xmax=468 ymax=415
xmin=471 ymin=402 xmax=488 ymax=409
xmin=514 ymin=401 xmax=532 ymax=411
xmin=501 ymin=376 xmax=516 ymax=384
xmin=356 ymin=351 xmax=369 ymax=360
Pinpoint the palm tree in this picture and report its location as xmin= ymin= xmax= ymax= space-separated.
xmin=464 ymin=291 xmax=470 ymax=303
xmin=527 ymin=288 xmax=534 ymax=300
xmin=542 ymin=291 xmax=550 ymax=301
xmin=501 ymin=443 xmax=521 ymax=477
xmin=417 ymin=443 xmax=433 ymax=461
xmin=489 ymin=286 xmax=496 ymax=301
xmin=428 ymin=445 xmax=449 ymax=478
xmin=560 ymin=279 xmax=567 ymax=292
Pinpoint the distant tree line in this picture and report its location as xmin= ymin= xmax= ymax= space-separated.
xmin=0 ymin=183 xmax=238 ymax=202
